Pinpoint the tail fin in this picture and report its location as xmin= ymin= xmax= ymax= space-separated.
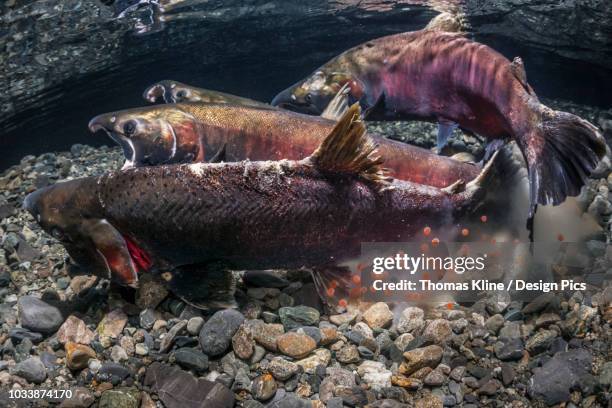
xmin=524 ymin=105 xmax=606 ymax=215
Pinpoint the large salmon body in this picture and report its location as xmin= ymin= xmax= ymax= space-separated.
xmin=27 ymin=107 xmax=494 ymax=309
xmin=89 ymin=102 xmax=480 ymax=188
xmin=271 ymin=30 xmax=606 ymax=213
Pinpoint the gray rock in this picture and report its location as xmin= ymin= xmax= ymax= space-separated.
xmin=494 ymin=338 xmax=524 ymax=361
xmin=396 ymin=306 xmax=425 ymax=334
xmin=12 ymin=357 xmax=47 ymax=384
xmin=9 ymin=327 xmax=43 ymax=344
xmin=529 ymin=349 xmax=595 ymax=405
xmin=139 ymin=308 xmax=159 ymax=330
xmin=199 ymin=309 xmax=245 ymax=356
xmin=173 ymin=348 xmax=209 ymax=373
xmin=599 ymin=361 xmax=612 ymax=387
xmin=484 ymin=314 xmax=504 ymax=334
xmin=144 ymin=362 xmax=234 ymax=408
xmin=186 ymin=316 xmax=204 ymax=335
xmin=269 ymin=357 xmax=299 ymax=380
xmin=95 ymin=362 xmax=131 ymax=385
xmin=278 ymin=306 xmax=320 ymax=330
xmin=17 ymin=296 xmax=63 ymax=334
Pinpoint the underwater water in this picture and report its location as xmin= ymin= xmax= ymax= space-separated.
xmin=1 ymin=0 xmax=611 ymax=169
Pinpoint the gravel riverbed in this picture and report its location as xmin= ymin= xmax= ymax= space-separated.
xmin=0 ymin=101 xmax=611 ymax=407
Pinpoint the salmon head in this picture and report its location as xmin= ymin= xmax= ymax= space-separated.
xmin=271 ymin=70 xmax=363 ymax=115
xmin=89 ymin=105 xmax=203 ymax=169
xmin=23 ymin=179 xmax=142 ymax=288
xmin=143 ymin=80 xmax=205 ymax=104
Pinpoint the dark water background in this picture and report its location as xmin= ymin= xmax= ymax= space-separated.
xmin=1 ymin=0 xmax=611 ymax=170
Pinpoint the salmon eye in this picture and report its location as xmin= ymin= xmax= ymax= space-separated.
xmin=176 ymin=90 xmax=187 ymax=98
xmin=123 ymin=120 xmax=137 ymax=136
xmin=305 ymin=93 xmax=312 ymax=103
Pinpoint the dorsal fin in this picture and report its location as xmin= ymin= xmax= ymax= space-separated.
xmin=309 ymin=103 xmax=390 ymax=186
xmin=510 ymin=57 xmax=535 ymax=95
xmin=320 ymin=83 xmax=350 ymax=121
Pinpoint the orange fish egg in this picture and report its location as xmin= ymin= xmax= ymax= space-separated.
xmin=423 ymin=226 xmax=431 ymax=236
xmin=431 ymin=237 xmax=440 ymax=247
xmin=326 ymin=287 xmax=335 ymax=297
xmin=480 ymin=215 xmax=488 ymax=223
xmin=461 ymin=228 xmax=469 ymax=237
xmin=446 ymin=302 xmax=454 ymax=310
xmin=352 ymin=274 xmax=361 ymax=285
xmin=338 ymin=298 xmax=347 ymax=308
xmin=330 ymin=280 xmax=338 ymax=289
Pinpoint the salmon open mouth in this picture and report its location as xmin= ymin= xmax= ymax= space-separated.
xmin=90 ymin=123 xmax=137 ymax=170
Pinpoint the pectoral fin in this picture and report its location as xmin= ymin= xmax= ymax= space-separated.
xmin=320 ymin=83 xmax=350 ymax=121
xmin=162 ymin=262 xmax=238 ymax=310
xmin=82 ymin=219 xmax=139 ymax=288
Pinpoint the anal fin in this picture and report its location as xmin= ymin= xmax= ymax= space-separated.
xmin=311 ymin=265 xmax=358 ymax=312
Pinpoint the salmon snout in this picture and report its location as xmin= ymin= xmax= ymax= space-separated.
xmin=24 ymin=181 xmax=141 ymax=288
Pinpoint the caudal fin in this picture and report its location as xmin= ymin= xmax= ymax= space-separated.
xmin=524 ymin=105 xmax=606 ymax=214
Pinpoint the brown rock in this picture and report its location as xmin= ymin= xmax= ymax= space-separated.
xmin=65 ymin=341 xmax=96 ymax=371
xmin=296 ymin=349 xmax=331 ymax=374
xmin=97 ymin=309 xmax=128 ymax=338
xmin=410 ymin=367 xmax=433 ymax=380
xmin=336 ymin=344 xmax=360 ymax=364
xmin=277 ymin=332 xmax=316 ymax=358
xmin=415 ymin=394 xmax=443 ymax=408
xmin=319 ymin=326 xmax=338 ymax=345
xmin=400 ymin=345 xmax=443 ymax=376
xmin=391 ymin=375 xmax=422 ymax=390
xmin=250 ymin=321 xmax=284 ymax=352
xmin=422 ymin=319 xmax=452 ymax=344
xmin=329 ymin=311 xmax=358 ymax=326
xmin=232 ymin=325 xmax=255 ymax=360
xmin=139 ymin=392 xmax=156 ymax=408
xmin=362 ymin=302 xmax=394 ymax=329
xmin=296 ymin=383 xmax=312 ymax=398
xmin=252 ymin=373 xmax=277 ymax=401
xmin=57 ymin=316 xmax=95 ymax=345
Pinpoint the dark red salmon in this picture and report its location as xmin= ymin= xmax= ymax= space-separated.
xmin=271 ymin=30 xmax=606 ymax=214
